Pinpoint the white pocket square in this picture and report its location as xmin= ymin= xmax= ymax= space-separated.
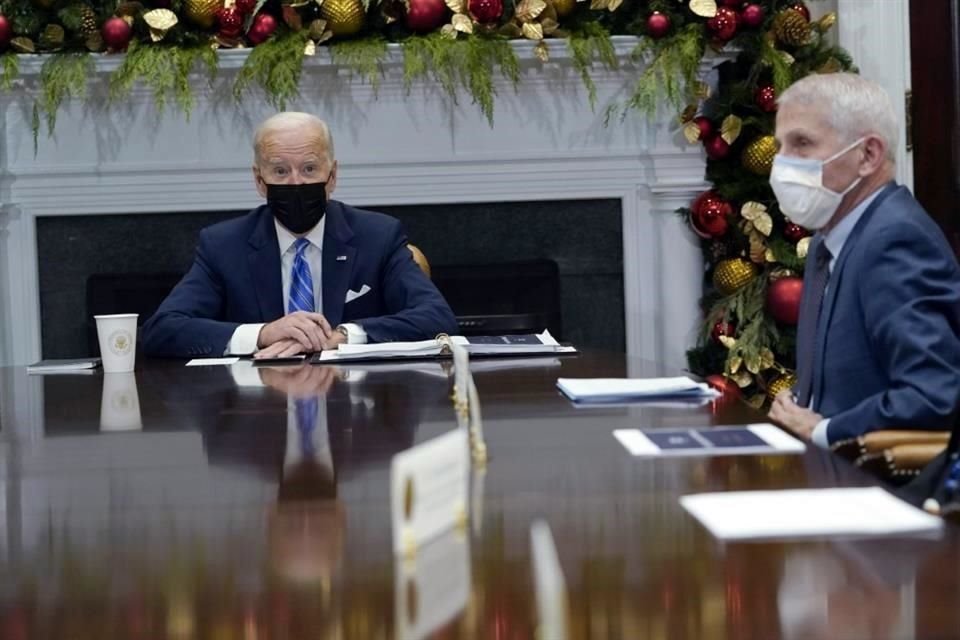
xmin=345 ymin=285 xmax=371 ymax=303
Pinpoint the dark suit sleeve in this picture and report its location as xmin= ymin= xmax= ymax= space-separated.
xmin=141 ymin=229 xmax=242 ymax=358
xmin=353 ymin=220 xmax=458 ymax=342
xmin=827 ymin=222 xmax=960 ymax=441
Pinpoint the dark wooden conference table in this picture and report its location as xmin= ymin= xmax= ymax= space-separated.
xmin=1 ymin=351 xmax=959 ymax=639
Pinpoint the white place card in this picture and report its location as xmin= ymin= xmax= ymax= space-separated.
xmin=391 ymin=429 xmax=470 ymax=555
xmin=614 ymin=423 xmax=805 ymax=457
xmin=395 ymin=529 xmax=471 ymax=640
xmin=185 ymin=357 xmax=240 ymax=366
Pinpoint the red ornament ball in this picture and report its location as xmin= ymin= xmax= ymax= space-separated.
xmin=788 ymin=2 xmax=810 ymax=21
xmin=783 ymin=222 xmax=809 ymax=243
xmin=704 ymin=134 xmax=731 ymax=161
xmin=766 ymin=276 xmax=803 ymax=325
xmin=711 ymin=320 xmax=736 ymax=343
xmin=755 ymin=84 xmax=777 ymax=112
xmin=235 ymin=0 xmax=257 ymax=14
xmin=102 ymin=16 xmax=133 ymax=50
xmin=0 ymin=15 xmax=11 ymax=50
xmin=706 ymin=374 xmax=741 ymax=399
xmin=405 ymin=0 xmax=447 ymax=32
xmin=647 ymin=11 xmax=671 ymax=39
xmin=248 ymin=12 xmax=278 ymax=45
xmin=740 ymin=3 xmax=765 ymax=28
xmin=691 ymin=189 xmax=720 ymax=216
xmin=693 ymin=116 xmax=714 ymax=141
xmin=468 ymin=0 xmax=503 ymax=23
xmin=217 ymin=7 xmax=243 ymax=39
xmin=693 ymin=199 xmax=732 ymax=239
xmin=707 ymin=6 xmax=739 ymax=41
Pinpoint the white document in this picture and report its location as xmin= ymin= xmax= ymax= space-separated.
xmin=395 ymin=529 xmax=470 ymax=640
xmin=185 ymin=357 xmax=240 ymax=366
xmin=614 ymin=424 xmax=805 ymax=457
xmin=681 ymin=487 xmax=943 ymax=541
xmin=557 ymin=376 xmax=719 ymax=404
xmin=391 ymin=429 xmax=470 ymax=555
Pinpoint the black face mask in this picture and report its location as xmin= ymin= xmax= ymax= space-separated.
xmin=266 ymin=182 xmax=327 ymax=234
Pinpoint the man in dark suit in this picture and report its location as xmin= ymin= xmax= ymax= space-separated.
xmin=142 ymin=112 xmax=457 ymax=359
xmin=767 ymin=73 xmax=960 ymax=447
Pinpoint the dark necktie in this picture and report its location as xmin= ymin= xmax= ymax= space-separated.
xmin=794 ymin=238 xmax=832 ymax=408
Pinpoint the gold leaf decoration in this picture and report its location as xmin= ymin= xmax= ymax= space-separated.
xmin=731 ymin=370 xmax=754 ymax=388
xmin=745 ymin=394 xmax=766 ymax=410
xmin=817 ymin=12 xmax=837 ymax=32
xmin=452 ymin=13 xmax=474 ymax=33
xmin=720 ymin=114 xmax=742 ymax=145
xmin=727 ymin=355 xmax=743 ymax=375
xmin=689 ymin=0 xmax=717 ymax=18
xmin=749 ymin=233 xmax=767 ymax=264
xmin=797 ymin=236 xmax=811 ymax=259
xmin=745 ymin=353 xmax=761 ymax=375
xmin=304 ymin=40 xmax=317 ymax=55
xmin=440 ymin=23 xmax=458 ymax=38
xmin=719 ymin=335 xmax=737 ymax=350
xmin=740 ymin=201 xmax=767 ymax=221
xmin=144 ymin=8 xmax=178 ymax=33
xmin=679 ymin=104 xmax=697 ymax=124
xmin=759 ymin=348 xmax=775 ymax=371
xmin=522 ymin=21 xmax=544 ymax=40
xmin=753 ymin=213 xmax=772 ymax=236
xmin=515 ymin=0 xmax=547 ymax=22
xmin=445 ymin=0 xmax=466 ymax=12
xmin=817 ymin=57 xmax=842 ymax=74
xmin=695 ymin=81 xmax=712 ymax=100
xmin=534 ymin=40 xmax=549 ymax=61
xmin=765 ymin=248 xmax=776 ymax=263
xmin=683 ymin=121 xmax=702 ymax=144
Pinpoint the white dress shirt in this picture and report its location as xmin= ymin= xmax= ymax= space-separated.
xmin=810 ymin=186 xmax=884 ymax=448
xmin=226 ymin=218 xmax=366 ymax=354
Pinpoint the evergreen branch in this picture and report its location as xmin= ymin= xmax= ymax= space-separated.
xmin=568 ymin=22 xmax=616 ymax=108
xmin=109 ymin=41 xmax=216 ymax=117
xmin=35 ymin=52 xmax=92 ymax=140
xmin=234 ymin=31 xmax=310 ymax=110
xmin=624 ymin=23 xmax=704 ymax=116
xmin=331 ymin=37 xmax=389 ymax=91
xmin=0 ymin=52 xmax=18 ymax=91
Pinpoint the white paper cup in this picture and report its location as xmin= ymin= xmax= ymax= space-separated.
xmin=94 ymin=313 xmax=138 ymax=373
xmin=100 ymin=372 xmax=142 ymax=432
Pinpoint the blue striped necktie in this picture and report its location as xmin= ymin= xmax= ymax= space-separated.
xmin=296 ymin=397 xmax=318 ymax=458
xmin=288 ymin=237 xmax=315 ymax=314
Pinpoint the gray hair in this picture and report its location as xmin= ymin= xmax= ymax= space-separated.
xmin=778 ymin=73 xmax=898 ymax=162
xmin=253 ymin=112 xmax=336 ymax=164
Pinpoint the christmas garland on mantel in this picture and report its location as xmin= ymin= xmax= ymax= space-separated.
xmin=0 ymin=0 xmax=855 ymax=406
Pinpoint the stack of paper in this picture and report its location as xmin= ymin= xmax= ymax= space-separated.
xmin=681 ymin=487 xmax=943 ymax=541
xmin=556 ymin=376 xmax=719 ymax=404
xmin=316 ymin=330 xmax=575 ymax=363
xmin=27 ymin=358 xmax=101 ymax=374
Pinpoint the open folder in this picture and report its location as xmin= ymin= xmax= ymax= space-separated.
xmin=313 ymin=329 xmax=576 ymax=363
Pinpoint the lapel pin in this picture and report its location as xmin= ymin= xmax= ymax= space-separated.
xmin=336 ymin=255 xmax=348 ymax=261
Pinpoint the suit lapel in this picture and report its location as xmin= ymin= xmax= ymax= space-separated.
xmin=321 ymin=201 xmax=357 ymax=327
xmin=247 ymin=206 xmax=284 ymax=321
xmin=811 ymin=183 xmax=900 ymax=405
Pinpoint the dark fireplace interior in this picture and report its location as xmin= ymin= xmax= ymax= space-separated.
xmin=38 ymin=199 xmax=625 ymax=358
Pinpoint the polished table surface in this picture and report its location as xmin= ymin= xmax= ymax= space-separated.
xmin=1 ymin=351 xmax=959 ymax=639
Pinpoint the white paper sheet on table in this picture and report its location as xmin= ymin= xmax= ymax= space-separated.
xmin=681 ymin=487 xmax=943 ymax=541
xmin=185 ymin=357 xmax=240 ymax=366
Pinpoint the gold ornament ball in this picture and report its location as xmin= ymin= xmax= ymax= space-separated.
xmin=551 ymin=0 xmax=576 ymax=18
xmin=713 ymin=258 xmax=758 ymax=296
xmin=322 ymin=0 xmax=366 ymax=37
xmin=742 ymin=134 xmax=777 ymax=176
xmin=767 ymin=373 xmax=797 ymax=400
xmin=185 ymin=0 xmax=223 ymax=29
xmin=773 ymin=8 xmax=812 ymax=47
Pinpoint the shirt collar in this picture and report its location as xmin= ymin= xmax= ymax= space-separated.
xmin=274 ymin=216 xmax=326 ymax=256
xmin=822 ymin=185 xmax=885 ymax=260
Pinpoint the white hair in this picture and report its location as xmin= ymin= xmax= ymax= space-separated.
xmin=778 ymin=73 xmax=898 ymax=162
xmin=253 ymin=112 xmax=336 ymax=164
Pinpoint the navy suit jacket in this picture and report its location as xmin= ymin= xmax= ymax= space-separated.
xmin=803 ymin=183 xmax=960 ymax=443
xmin=142 ymin=201 xmax=458 ymax=358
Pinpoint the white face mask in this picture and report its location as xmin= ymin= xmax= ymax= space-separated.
xmin=769 ymin=137 xmax=865 ymax=230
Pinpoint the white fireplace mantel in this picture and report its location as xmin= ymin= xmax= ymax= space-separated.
xmin=0 ymin=37 xmax=713 ymax=369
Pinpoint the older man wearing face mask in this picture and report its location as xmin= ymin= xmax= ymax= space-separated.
xmin=142 ymin=112 xmax=458 ymax=359
xmin=767 ymin=73 xmax=960 ymax=447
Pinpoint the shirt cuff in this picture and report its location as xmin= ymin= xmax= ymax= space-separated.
xmin=226 ymin=323 xmax=266 ymax=355
xmin=811 ymin=418 xmax=831 ymax=449
xmin=339 ymin=323 xmax=367 ymax=344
